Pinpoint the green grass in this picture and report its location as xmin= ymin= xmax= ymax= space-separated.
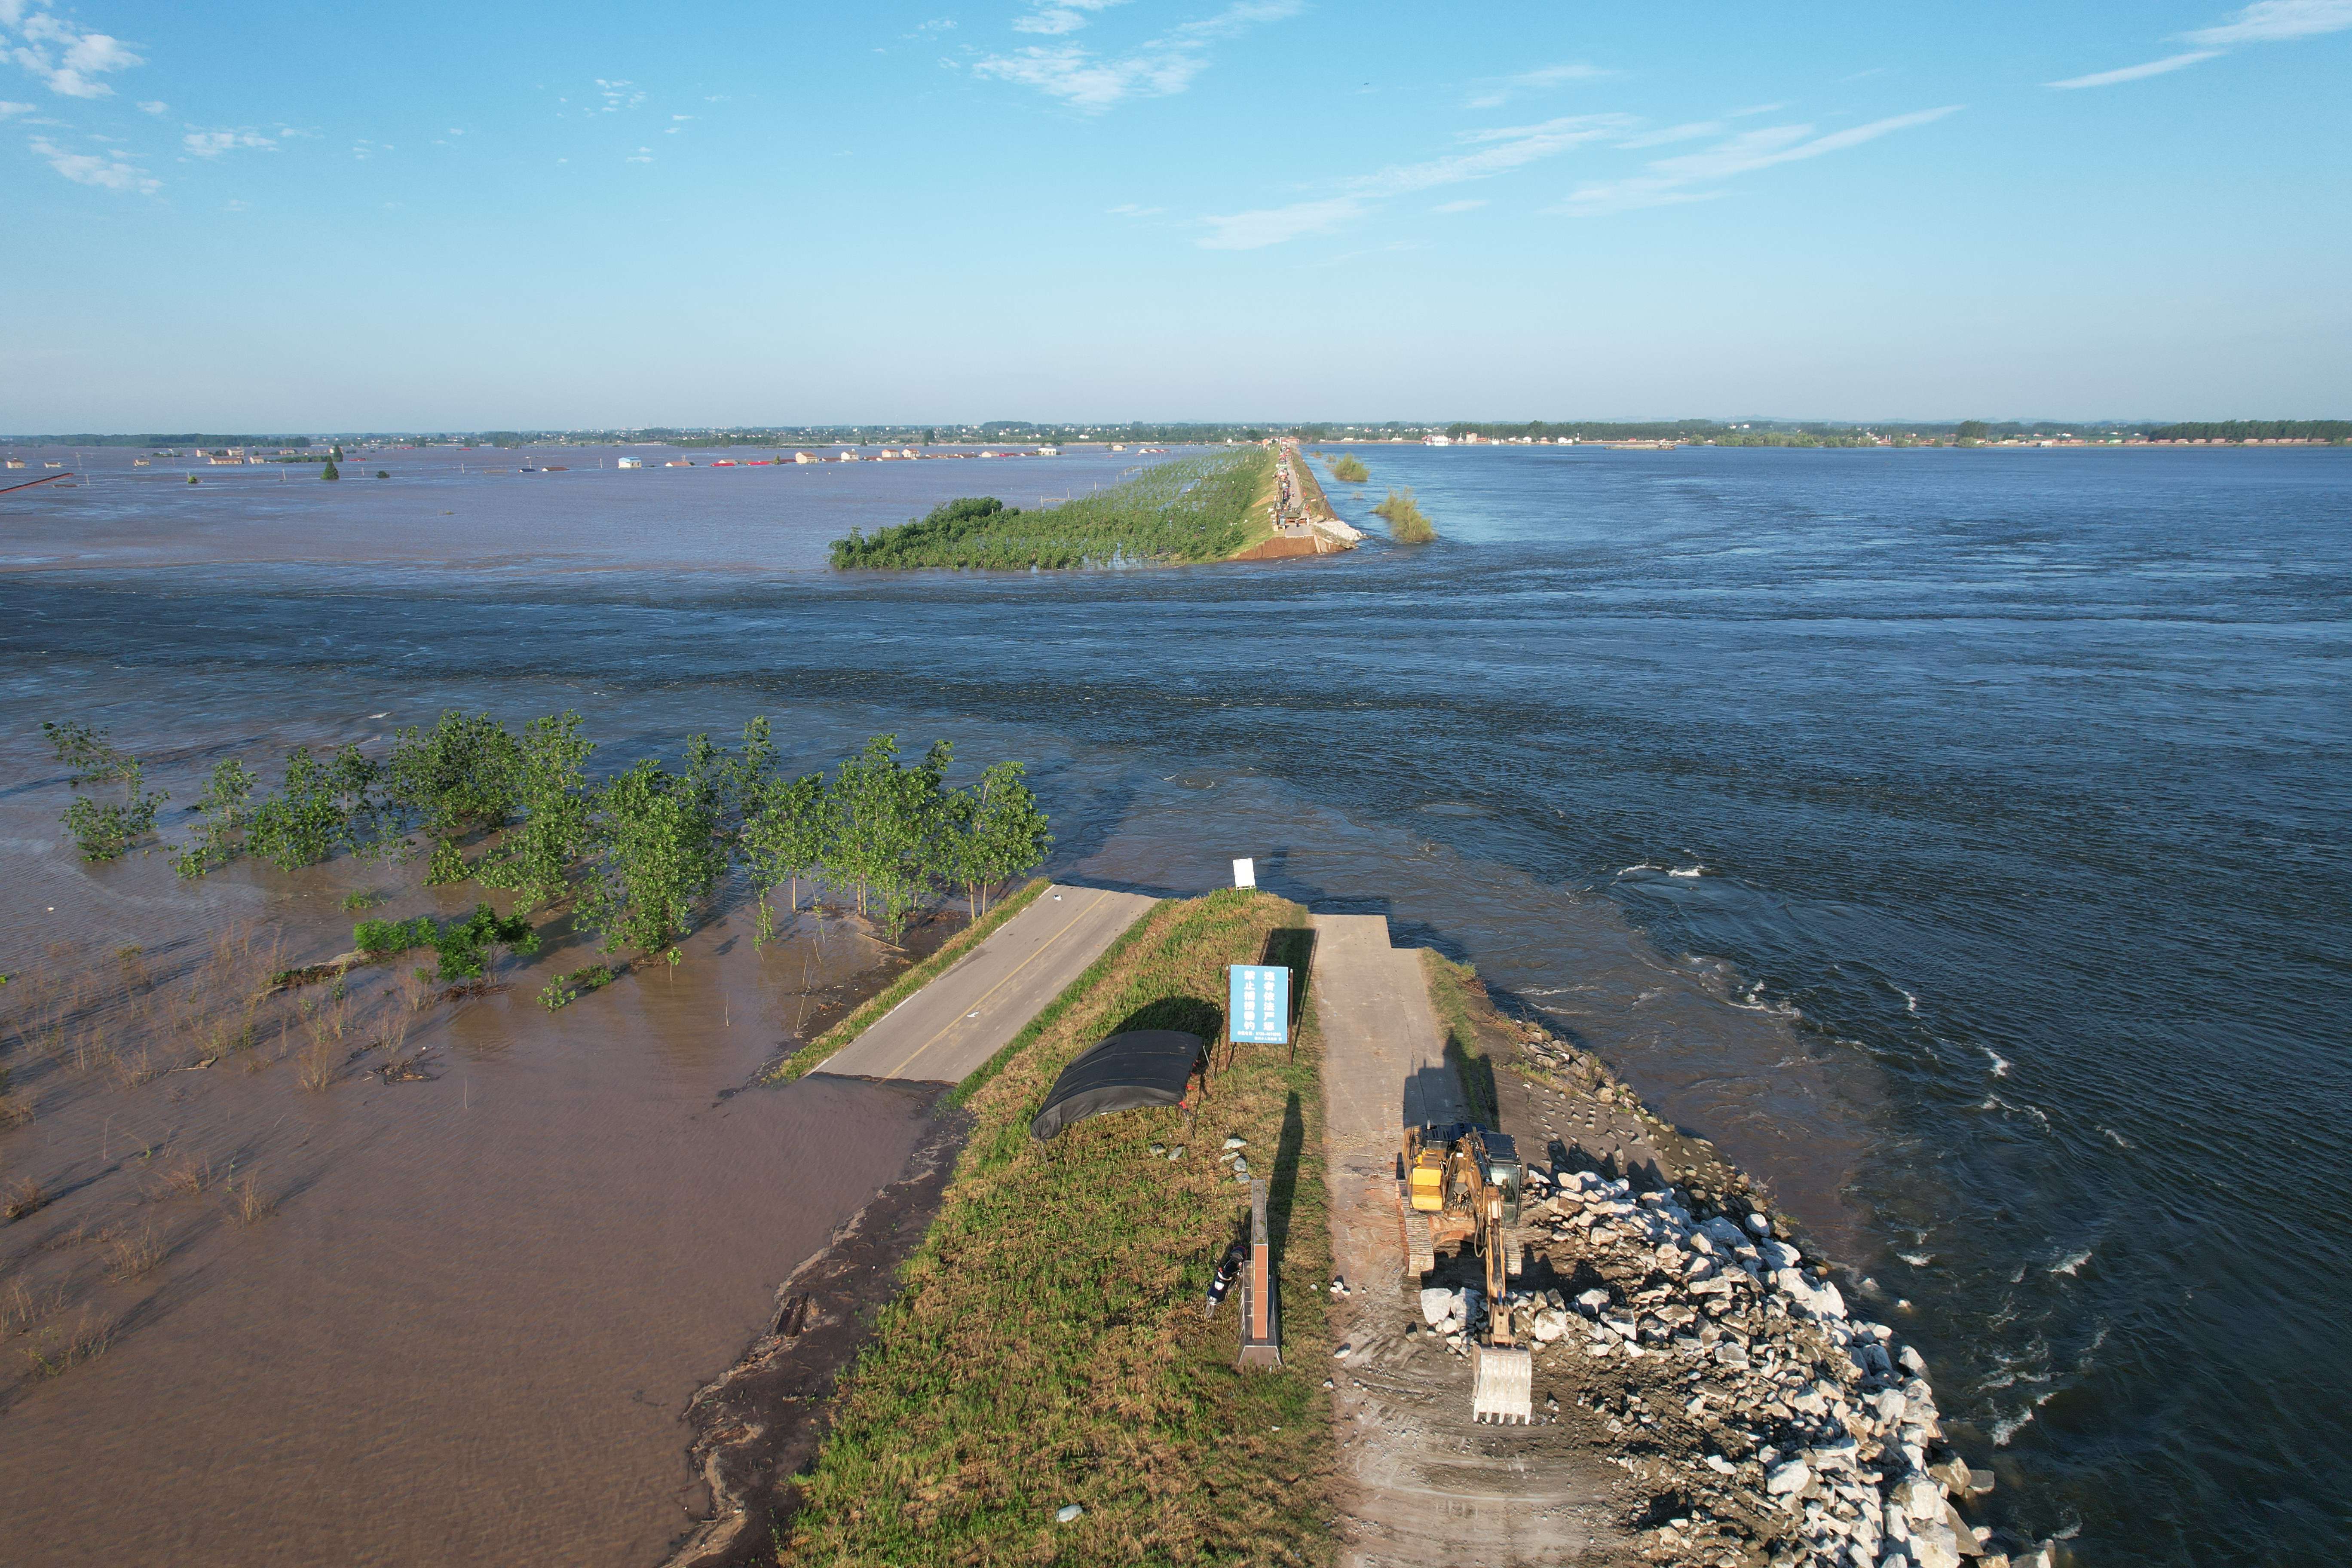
xmin=784 ymin=889 xmax=1337 ymax=1566
xmin=1326 ymin=454 xmax=1368 ymax=483
xmin=829 ymin=450 xmax=1274 ymax=570
xmin=765 ymin=879 xmax=1050 ymax=1083
xmin=1419 ymin=948 xmax=1498 ymax=1126
xmin=1371 ymin=486 xmax=1435 ymax=543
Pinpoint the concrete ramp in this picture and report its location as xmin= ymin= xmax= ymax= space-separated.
xmin=1310 ymin=913 xmax=1466 ymax=1144
xmin=813 ymin=885 xmax=1155 ymax=1085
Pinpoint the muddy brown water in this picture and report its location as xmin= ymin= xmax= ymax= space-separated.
xmin=0 ymin=795 xmax=949 ymax=1566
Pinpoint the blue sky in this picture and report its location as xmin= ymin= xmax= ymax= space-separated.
xmin=4 ymin=0 xmax=2349 ymax=429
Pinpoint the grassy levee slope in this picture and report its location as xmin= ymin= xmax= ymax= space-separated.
xmin=785 ymin=890 xmax=1337 ymax=1566
xmin=829 ymin=449 xmax=1274 ymax=570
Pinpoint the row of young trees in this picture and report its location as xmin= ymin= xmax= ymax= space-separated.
xmin=46 ymin=714 xmax=1052 ymax=956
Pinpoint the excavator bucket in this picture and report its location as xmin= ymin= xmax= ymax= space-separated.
xmin=1471 ymin=1343 xmax=1532 ymax=1424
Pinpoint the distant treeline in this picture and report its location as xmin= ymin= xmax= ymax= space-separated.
xmin=831 ymin=448 xmax=1273 ymax=570
xmin=3 ymin=433 xmax=315 ymax=448
xmin=1441 ymin=418 xmax=2350 ymax=444
xmin=2139 ymin=420 xmax=2351 ymax=442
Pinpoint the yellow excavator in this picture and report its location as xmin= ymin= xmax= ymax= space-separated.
xmin=1401 ymin=1122 xmax=1532 ymax=1424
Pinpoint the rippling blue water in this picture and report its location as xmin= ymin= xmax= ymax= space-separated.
xmin=4 ymin=442 xmax=2346 ymax=1562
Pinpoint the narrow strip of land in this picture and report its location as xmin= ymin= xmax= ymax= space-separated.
xmin=812 ymin=884 xmax=1154 ymax=1083
xmin=1310 ymin=912 xmax=1620 ymax=1568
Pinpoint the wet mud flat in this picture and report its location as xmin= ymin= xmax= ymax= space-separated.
xmin=0 ymin=837 xmax=971 ymax=1568
xmin=666 ymin=1100 xmax=973 ymax=1567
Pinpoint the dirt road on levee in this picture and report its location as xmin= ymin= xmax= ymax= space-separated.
xmin=1310 ymin=913 xmax=1626 ymax=1567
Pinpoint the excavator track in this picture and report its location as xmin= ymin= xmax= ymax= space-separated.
xmin=1403 ymin=1210 xmax=1436 ymax=1276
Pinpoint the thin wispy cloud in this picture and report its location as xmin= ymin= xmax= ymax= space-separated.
xmin=1431 ymin=198 xmax=1486 ymax=213
xmin=1618 ymin=120 xmax=1722 ymax=148
xmin=1557 ymin=107 xmax=1960 ymax=216
xmin=0 ymin=98 xmax=31 ymax=116
xmin=976 ymin=0 xmax=1299 ymax=111
xmin=1106 ymin=202 xmax=1164 ymax=216
xmin=2047 ymin=51 xmax=2220 ymax=88
xmin=1200 ymin=113 xmax=1633 ymax=248
xmin=28 ymin=132 xmax=155 ymax=191
xmin=1014 ymin=0 xmax=1128 ymax=36
xmin=2048 ymin=0 xmax=2352 ymax=87
xmin=135 ymin=97 xmax=163 ymax=113
xmin=2184 ymin=0 xmax=2352 ymax=44
xmin=183 ymin=127 xmax=276 ymax=157
xmin=3 ymin=2 xmax=142 ymax=98
xmin=1464 ymin=61 xmax=1608 ymax=111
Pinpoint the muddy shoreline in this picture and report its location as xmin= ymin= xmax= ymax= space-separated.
xmin=665 ymin=1095 xmax=973 ymax=1567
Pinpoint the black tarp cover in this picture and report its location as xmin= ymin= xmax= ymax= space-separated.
xmin=1029 ymin=1030 xmax=1203 ymax=1141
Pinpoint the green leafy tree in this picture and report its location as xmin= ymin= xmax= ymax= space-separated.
xmin=43 ymin=721 xmax=137 ymax=785
xmin=429 ymin=902 xmax=540 ymax=982
xmin=823 ymin=736 xmax=949 ymax=934
xmin=172 ymin=758 xmax=258 ymax=877
xmin=578 ymin=757 xmax=725 ymax=954
xmin=961 ymin=759 xmax=1051 ymax=915
xmin=741 ymin=769 xmax=832 ymax=946
xmin=46 ymin=720 xmax=165 ymax=860
xmin=478 ymin=711 xmax=594 ymax=912
xmin=386 ymin=711 xmax=522 ymax=884
xmin=1956 ymin=420 xmax=1991 ymax=443
xmin=244 ymin=745 xmax=380 ymax=871
xmin=322 ymin=458 xmax=340 ymax=481
xmin=62 ymin=763 xmax=167 ymax=862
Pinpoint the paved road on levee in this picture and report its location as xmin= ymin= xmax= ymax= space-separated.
xmin=813 ymin=885 xmax=1155 ymax=1085
xmin=1310 ymin=911 xmax=1616 ymax=1567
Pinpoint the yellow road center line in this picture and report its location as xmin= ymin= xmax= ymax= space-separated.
xmin=878 ymin=888 xmax=1112 ymax=1080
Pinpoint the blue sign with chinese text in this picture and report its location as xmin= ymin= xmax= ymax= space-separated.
xmin=1228 ymin=964 xmax=1290 ymax=1046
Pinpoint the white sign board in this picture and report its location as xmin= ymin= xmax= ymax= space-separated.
xmin=1232 ymin=858 xmax=1256 ymax=889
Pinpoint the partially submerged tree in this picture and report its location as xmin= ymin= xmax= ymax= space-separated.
xmin=171 ymin=759 xmax=258 ymax=877
xmin=386 ymin=711 xmax=522 ymax=883
xmin=477 ymin=711 xmax=594 ymax=912
xmin=577 ymin=756 xmax=726 ymax=955
xmin=244 ymin=745 xmax=382 ymax=871
xmin=45 ymin=722 xmax=166 ymax=861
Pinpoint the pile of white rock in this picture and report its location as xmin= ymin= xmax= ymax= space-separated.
xmin=1493 ymin=1166 xmax=2055 ymax=1568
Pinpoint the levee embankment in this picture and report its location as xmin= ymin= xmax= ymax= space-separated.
xmin=778 ymin=890 xmax=1340 ymax=1564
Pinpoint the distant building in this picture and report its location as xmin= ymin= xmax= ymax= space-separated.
xmin=1424 ymin=434 xmax=1452 ymax=447
xmin=616 ymin=457 xmax=642 ymax=468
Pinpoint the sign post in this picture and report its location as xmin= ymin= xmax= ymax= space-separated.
xmin=1227 ymin=964 xmax=1289 ymax=1055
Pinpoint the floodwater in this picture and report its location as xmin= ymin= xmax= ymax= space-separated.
xmin=3 ymin=439 xmax=2349 ymax=1564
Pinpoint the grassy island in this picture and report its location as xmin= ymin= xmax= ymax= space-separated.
xmin=829 ymin=449 xmax=1274 ymax=570
xmin=1372 ymin=485 xmax=1435 ymax=542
